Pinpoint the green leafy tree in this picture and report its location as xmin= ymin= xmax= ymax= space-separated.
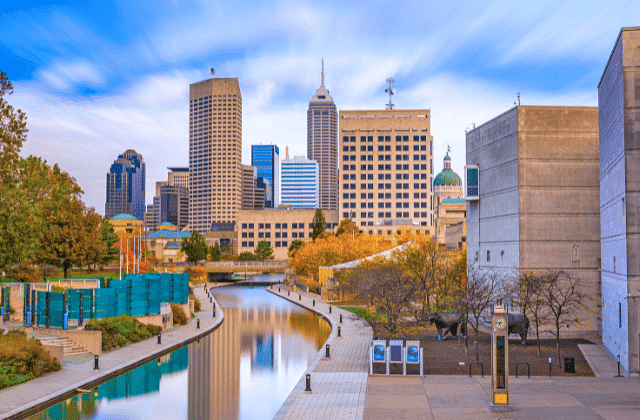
xmin=254 ymin=240 xmax=274 ymax=261
xmin=96 ymin=216 xmax=119 ymax=267
xmin=236 ymin=252 xmax=256 ymax=261
xmin=336 ymin=218 xmax=360 ymax=237
xmin=180 ymin=231 xmax=208 ymax=262
xmin=34 ymin=162 xmax=104 ymax=278
xmin=208 ymin=243 xmax=221 ymax=261
xmin=312 ymin=209 xmax=326 ymax=240
xmin=288 ymin=240 xmax=304 ymax=257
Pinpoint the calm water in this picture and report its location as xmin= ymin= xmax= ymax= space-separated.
xmin=30 ymin=275 xmax=331 ymax=420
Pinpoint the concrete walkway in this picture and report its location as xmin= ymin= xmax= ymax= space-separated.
xmin=364 ymin=375 xmax=640 ymax=420
xmin=0 ymin=284 xmax=223 ymax=420
xmin=579 ymin=344 xmax=626 ymax=377
xmin=268 ymin=286 xmax=373 ymax=420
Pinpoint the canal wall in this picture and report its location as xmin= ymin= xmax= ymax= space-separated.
xmin=0 ymin=284 xmax=224 ymax=420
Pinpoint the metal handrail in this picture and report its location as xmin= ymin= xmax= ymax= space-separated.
xmin=515 ymin=362 xmax=530 ymax=378
xmin=469 ymin=361 xmax=484 ymax=378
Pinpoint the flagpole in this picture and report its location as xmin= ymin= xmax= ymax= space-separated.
xmin=119 ymin=235 xmax=122 ymax=280
xmin=126 ymin=236 xmax=129 ymax=275
xmin=133 ymin=234 xmax=137 ymax=274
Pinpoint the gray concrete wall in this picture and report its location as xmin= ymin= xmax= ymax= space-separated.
xmin=466 ymin=107 xmax=520 ymax=274
xmin=599 ymin=28 xmax=640 ymax=374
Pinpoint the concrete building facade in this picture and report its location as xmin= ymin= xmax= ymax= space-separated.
xmin=598 ymin=26 xmax=640 ymax=374
xmin=251 ymin=144 xmax=279 ymax=208
xmin=241 ymin=164 xmax=265 ymax=210
xmin=146 ymin=167 xmax=189 ymax=232
xmin=281 ymin=155 xmax=319 ymax=209
xmin=237 ymin=208 xmax=339 ymax=260
xmin=308 ymin=62 xmax=338 ymax=211
xmin=189 ymin=77 xmax=242 ymax=233
xmin=105 ymin=150 xmax=145 ymax=220
xmin=338 ymin=109 xmax=435 ymax=236
xmin=466 ymin=105 xmax=600 ymax=333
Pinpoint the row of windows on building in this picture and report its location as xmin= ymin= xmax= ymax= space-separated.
xmin=342 ymin=135 xmax=429 ymax=142
xmin=240 ymin=222 xmax=314 ymax=229
xmin=343 ymin=144 xmax=430 ymax=152
xmin=343 ymin=192 xmax=430 ymax=199
xmin=342 ymin=154 xmax=430 ymax=162
xmin=343 ymin=173 xmax=430 ymax=180
xmin=241 ymin=231 xmax=309 ymax=239
xmin=342 ymin=202 xmax=430 ymax=209
xmin=343 ymin=183 xmax=431 ymax=190
xmin=342 ymin=211 xmax=431 ymax=219
xmin=242 ymin=241 xmax=288 ymax=248
xmin=343 ymin=164 xmax=430 ymax=171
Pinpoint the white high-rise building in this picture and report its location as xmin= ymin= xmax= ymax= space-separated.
xmin=281 ymin=155 xmax=319 ymax=209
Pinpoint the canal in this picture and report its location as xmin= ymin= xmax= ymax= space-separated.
xmin=29 ymin=276 xmax=331 ymax=420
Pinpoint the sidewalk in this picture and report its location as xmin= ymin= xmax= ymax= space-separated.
xmin=0 ymin=284 xmax=224 ymax=420
xmin=268 ymin=286 xmax=373 ymax=420
xmin=364 ymin=375 xmax=640 ymax=420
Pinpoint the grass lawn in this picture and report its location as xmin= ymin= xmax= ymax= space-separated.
xmin=340 ymin=306 xmax=386 ymax=320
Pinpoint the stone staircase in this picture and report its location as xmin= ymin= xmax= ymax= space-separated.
xmin=26 ymin=331 xmax=92 ymax=358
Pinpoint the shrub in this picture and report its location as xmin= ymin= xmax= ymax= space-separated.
xmin=6 ymin=266 xmax=42 ymax=283
xmin=0 ymin=330 xmax=61 ymax=390
xmin=185 ymin=266 xmax=208 ymax=283
xmin=171 ymin=303 xmax=188 ymax=325
xmin=85 ymin=315 xmax=162 ymax=351
xmin=188 ymin=291 xmax=201 ymax=313
xmin=236 ymin=252 xmax=256 ymax=261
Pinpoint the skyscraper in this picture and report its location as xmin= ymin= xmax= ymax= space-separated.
xmin=189 ymin=77 xmax=242 ymax=233
xmin=105 ymin=149 xmax=145 ymax=220
xmin=251 ymin=144 xmax=279 ymax=208
xmin=338 ymin=109 xmax=434 ymax=235
xmin=281 ymin=156 xmax=319 ymax=209
xmin=307 ymin=60 xmax=338 ymax=211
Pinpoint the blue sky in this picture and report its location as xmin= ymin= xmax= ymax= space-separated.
xmin=2 ymin=0 xmax=639 ymax=213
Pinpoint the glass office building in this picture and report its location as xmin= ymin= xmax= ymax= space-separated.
xmin=281 ymin=156 xmax=319 ymax=209
xmin=251 ymin=145 xmax=279 ymax=208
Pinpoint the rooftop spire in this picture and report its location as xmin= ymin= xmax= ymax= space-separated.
xmin=321 ymin=58 xmax=325 ymax=87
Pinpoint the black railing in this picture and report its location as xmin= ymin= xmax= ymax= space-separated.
xmin=515 ymin=362 xmax=530 ymax=378
xmin=469 ymin=361 xmax=484 ymax=378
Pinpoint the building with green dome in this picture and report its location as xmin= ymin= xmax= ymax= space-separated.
xmin=434 ymin=151 xmax=465 ymax=243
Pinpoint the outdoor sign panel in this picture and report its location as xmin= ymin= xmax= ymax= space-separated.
xmin=389 ymin=340 xmax=403 ymax=363
xmin=373 ymin=340 xmax=386 ymax=363
xmin=464 ymin=165 xmax=479 ymax=200
xmin=406 ymin=341 xmax=420 ymax=364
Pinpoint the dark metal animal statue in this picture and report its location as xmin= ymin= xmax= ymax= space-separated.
xmin=507 ymin=313 xmax=529 ymax=345
xmin=426 ymin=312 xmax=466 ymax=340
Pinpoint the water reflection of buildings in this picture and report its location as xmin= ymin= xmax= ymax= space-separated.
xmin=31 ymin=348 xmax=189 ymax=419
xmin=188 ymin=303 xmax=330 ymax=420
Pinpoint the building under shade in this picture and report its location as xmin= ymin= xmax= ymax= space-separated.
xmin=281 ymin=155 xmax=319 ymax=209
xmin=251 ymin=144 xmax=279 ymax=208
xmin=146 ymin=167 xmax=189 ymax=232
xmin=105 ymin=150 xmax=145 ymax=220
xmin=598 ymin=26 xmax=640 ymax=375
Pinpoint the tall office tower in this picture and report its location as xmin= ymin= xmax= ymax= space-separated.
xmin=241 ymin=164 xmax=265 ymax=210
xmin=599 ymin=26 xmax=640 ymax=374
xmin=189 ymin=77 xmax=242 ymax=233
xmin=338 ymin=109 xmax=434 ymax=235
xmin=251 ymin=144 xmax=279 ymax=208
xmin=168 ymin=166 xmax=189 ymax=189
xmin=146 ymin=167 xmax=190 ymax=232
xmin=308 ymin=60 xmax=338 ymax=210
xmin=105 ymin=149 xmax=145 ymax=220
xmin=281 ymin=156 xmax=319 ymax=209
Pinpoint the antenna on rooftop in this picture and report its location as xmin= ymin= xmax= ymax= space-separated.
xmin=514 ymin=92 xmax=520 ymax=106
xmin=384 ymin=77 xmax=396 ymax=110
xmin=321 ymin=58 xmax=325 ymax=87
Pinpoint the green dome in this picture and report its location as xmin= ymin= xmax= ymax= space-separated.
xmin=443 ymin=155 xmax=451 ymax=161
xmin=434 ymin=169 xmax=462 ymax=187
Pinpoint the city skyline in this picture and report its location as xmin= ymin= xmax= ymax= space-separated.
xmin=2 ymin=1 xmax=639 ymax=212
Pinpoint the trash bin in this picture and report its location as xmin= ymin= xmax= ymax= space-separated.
xmin=564 ymin=356 xmax=575 ymax=373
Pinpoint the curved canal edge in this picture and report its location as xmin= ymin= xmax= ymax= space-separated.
xmin=0 ymin=285 xmax=224 ymax=420
xmin=266 ymin=286 xmax=373 ymax=420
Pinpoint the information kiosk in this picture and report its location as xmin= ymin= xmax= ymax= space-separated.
xmin=490 ymin=305 xmax=512 ymax=412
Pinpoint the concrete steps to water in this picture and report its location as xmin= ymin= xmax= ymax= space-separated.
xmin=25 ymin=331 xmax=92 ymax=357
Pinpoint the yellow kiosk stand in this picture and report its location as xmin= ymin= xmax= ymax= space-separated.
xmin=490 ymin=305 xmax=512 ymax=412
